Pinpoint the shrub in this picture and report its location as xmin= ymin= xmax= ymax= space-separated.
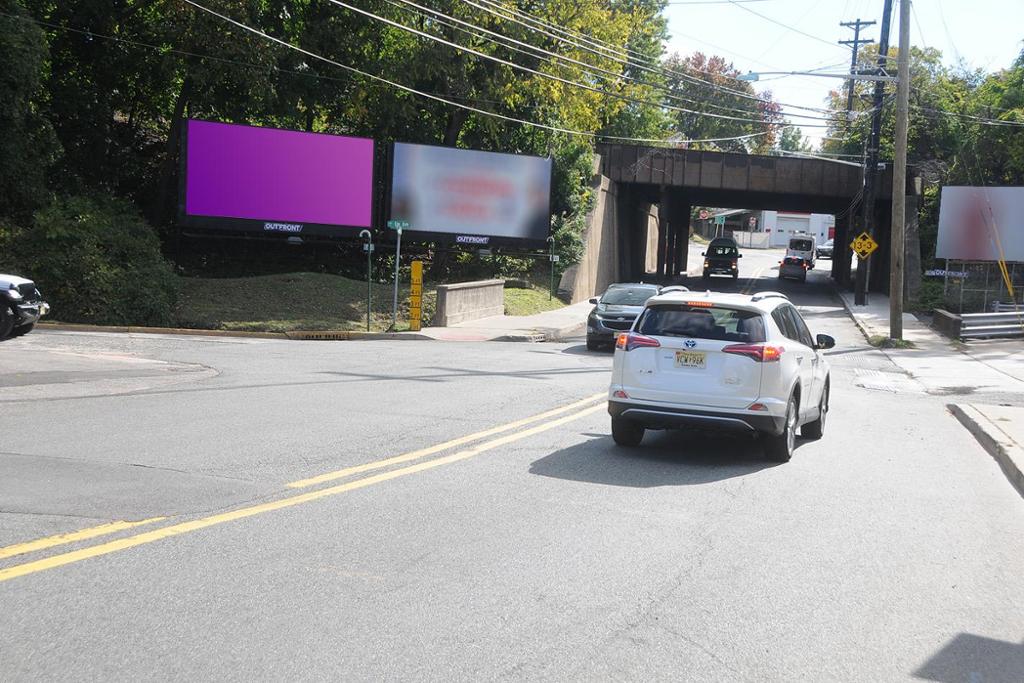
xmin=9 ymin=194 xmax=179 ymax=325
xmin=909 ymin=279 xmax=946 ymax=313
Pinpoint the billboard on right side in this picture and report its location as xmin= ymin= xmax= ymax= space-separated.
xmin=937 ymin=186 xmax=1024 ymax=262
xmin=389 ymin=143 xmax=552 ymax=247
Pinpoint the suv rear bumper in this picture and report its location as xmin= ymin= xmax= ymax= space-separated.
xmin=608 ymin=399 xmax=785 ymax=436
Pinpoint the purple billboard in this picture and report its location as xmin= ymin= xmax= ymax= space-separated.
xmin=182 ymin=120 xmax=374 ymax=235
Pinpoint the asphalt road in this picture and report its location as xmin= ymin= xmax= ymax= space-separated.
xmin=2 ymin=250 xmax=1022 ymax=681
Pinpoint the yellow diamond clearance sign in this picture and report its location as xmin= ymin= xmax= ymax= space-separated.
xmin=850 ymin=231 xmax=879 ymax=260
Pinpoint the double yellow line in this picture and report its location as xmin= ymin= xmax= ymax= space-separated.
xmin=0 ymin=393 xmax=606 ymax=583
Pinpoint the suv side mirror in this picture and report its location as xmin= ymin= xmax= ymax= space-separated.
xmin=815 ymin=334 xmax=835 ymax=350
xmin=737 ymin=254 xmax=743 ymax=258
xmin=700 ymin=252 xmax=706 ymax=256
xmin=589 ymin=297 xmax=599 ymax=305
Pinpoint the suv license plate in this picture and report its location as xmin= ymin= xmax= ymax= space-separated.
xmin=675 ymin=351 xmax=706 ymax=369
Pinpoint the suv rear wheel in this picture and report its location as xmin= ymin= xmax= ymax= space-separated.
xmin=611 ymin=417 xmax=645 ymax=447
xmin=764 ymin=396 xmax=797 ymax=462
xmin=802 ymin=383 xmax=828 ymax=439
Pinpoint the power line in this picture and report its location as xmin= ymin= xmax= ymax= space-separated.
xmin=0 ymin=11 xmax=512 ymax=110
xmin=460 ymin=0 xmax=840 ymax=114
xmin=725 ymin=0 xmax=852 ymax=54
xmin=331 ymin=0 xmax=832 ymax=127
xmin=180 ymin=0 xmax=771 ymax=147
xmin=386 ymin=0 xmax=842 ymax=123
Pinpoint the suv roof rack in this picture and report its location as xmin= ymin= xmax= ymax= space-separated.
xmin=750 ymin=291 xmax=789 ymax=303
xmin=658 ymin=285 xmax=690 ymax=293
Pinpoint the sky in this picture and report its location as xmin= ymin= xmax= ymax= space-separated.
xmin=662 ymin=0 xmax=1024 ymax=147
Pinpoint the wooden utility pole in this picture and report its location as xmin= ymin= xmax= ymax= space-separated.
xmin=889 ymin=0 xmax=912 ymax=339
xmin=840 ymin=19 xmax=876 ymax=122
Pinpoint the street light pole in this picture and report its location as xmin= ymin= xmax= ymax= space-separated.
xmin=392 ymin=227 xmax=402 ymax=332
xmin=889 ymin=0 xmax=912 ymax=339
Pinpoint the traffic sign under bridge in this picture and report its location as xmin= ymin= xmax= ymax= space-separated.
xmin=851 ymin=231 xmax=879 ymax=260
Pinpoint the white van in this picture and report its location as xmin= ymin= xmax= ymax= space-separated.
xmin=786 ymin=234 xmax=817 ymax=269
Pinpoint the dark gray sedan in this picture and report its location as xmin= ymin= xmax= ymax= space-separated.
xmin=586 ymin=283 xmax=661 ymax=350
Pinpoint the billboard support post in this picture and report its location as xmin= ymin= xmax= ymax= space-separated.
xmin=547 ymin=236 xmax=555 ymax=300
xmin=360 ymin=229 xmax=373 ymax=332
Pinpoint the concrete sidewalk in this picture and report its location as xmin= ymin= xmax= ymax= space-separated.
xmin=417 ymin=300 xmax=593 ymax=343
xmin=839 ymin=290 xmax=1024 ymax=497
xmin=838 ymin=290 xmax=1024 ymax=395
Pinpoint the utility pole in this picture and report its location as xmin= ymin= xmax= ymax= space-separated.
xmin=854 ymin=0 xmax=894 ymax=306
xmin=889 ymin=0 xmax=911 ymax=339
xmin=840 ymin=19 xmax=876 ymax=122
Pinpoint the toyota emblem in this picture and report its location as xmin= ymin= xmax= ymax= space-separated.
xmin=684 ymin=339 xmax=697 ymax=348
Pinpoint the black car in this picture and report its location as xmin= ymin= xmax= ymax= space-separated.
xmin=817 ymin=239 xmax=834 ymax=259
xmin=702 ymin=238 xmax=742 ymax=280
xmin=586 ymin=282 xmax=661 ymax=350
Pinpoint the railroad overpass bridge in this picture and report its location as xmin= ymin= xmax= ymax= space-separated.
xmin=562 ymin=144 xmax=908 ymax=300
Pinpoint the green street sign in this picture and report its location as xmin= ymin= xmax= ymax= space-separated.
xmin=387 ymin=219 xmax=410 ymax=230
xmin=714 ymin=215 xmax=725 ymax=226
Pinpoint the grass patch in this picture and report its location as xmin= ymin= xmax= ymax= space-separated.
xmin=174 ymin=273 xmax=569 ymax=332
xmin=503 ymin=285 xmax=567 ymax=317
xmin=868 ymin=335 xmax=917 ymax=349
xmin=691 ymin=233 xmax=710 ymax=245
xmin=175 ymin=272 xmax=435 ymax=332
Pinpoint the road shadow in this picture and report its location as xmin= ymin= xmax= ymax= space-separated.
xmin=914 ymin=633 xmax=1024 ymax=682
xmin=557 ymin=343 xmax=614 ymax=356
xmin=529 ymin=430 xmax=777 ymax=488
xmin=319 ymin=364 xmax=609 ymax=383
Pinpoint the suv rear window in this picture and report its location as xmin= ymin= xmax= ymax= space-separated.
xmin=709 ymin=245 xmax=738 ymax=257
xmin=636 ymin=304 xmax=766 ymax=343
xmin=790 ymin=239 xmax=812 ymax=251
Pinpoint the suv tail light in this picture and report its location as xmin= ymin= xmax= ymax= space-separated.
xmin=616 ymin=333 xmax=661 ymax=352
xmin=723 ymin=344 xmax=784 ymax=362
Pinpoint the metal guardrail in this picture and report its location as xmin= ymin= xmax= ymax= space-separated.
xmin=961 ymin=310 xmax=1024 ymax=339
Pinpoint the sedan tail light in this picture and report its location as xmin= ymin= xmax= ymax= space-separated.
xmin=723 ymin=344 xmax=784 ymax=362
xmin=616 ymin=333 xmax=661 ymax=352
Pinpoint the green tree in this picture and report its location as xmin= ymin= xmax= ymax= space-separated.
xmin=0 ymin=0 xmax=59 ymax=221
xmin=776 ymin=125 xmax=812 ymax=153
xmin=662 ymin=52 xmax=783 ymax=152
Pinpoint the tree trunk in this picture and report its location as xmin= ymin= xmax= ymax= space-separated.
xmin=154 ymin=75 xmax=193 ymax=227
xmin=442 ymin=108 xmax=468 ymax=147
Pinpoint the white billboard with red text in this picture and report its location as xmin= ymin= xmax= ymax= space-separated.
xmin=389 ymin=143 xmax=552 ymax=247
xmin=937 ymin=186 xmax=1024 ymax=262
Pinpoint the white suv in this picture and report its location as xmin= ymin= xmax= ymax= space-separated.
xmin=608 ymin=290 xmax=834 ymax=462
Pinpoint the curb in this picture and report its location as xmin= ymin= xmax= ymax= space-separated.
xmin=285 ymin=330 xmax=433 ymax=341
xmin=37 ymin=322 xmax=286 ymax=340
xmin=834 ymin=292 xmax=875 ymax=343
xmin=36 ymin=322 xmax=432 ymax=341
xmin=551 ymin=321 xmax=587 ymax=342
xmin=948 ymin=403 xmax=1024 ymax=498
